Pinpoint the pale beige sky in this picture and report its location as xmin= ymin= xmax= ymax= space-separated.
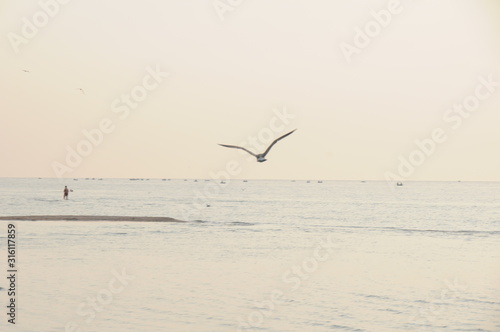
xmin=1 ymin=0 xmax=499 ymax=180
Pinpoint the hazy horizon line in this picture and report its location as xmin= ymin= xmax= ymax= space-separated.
xmin=1 ymin=177 xmax=498 ymax=183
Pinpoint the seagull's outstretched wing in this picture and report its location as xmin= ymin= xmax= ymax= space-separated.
xmin=219 ymin=144 xmax=257 ymax=157
xmin=262 ymin=129 xmax=297 ymax=157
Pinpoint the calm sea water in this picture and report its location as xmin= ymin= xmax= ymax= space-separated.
xmin=0 ymin=178 xmax=499 ymax=332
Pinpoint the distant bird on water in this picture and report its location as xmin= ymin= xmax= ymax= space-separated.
xmin=219 ymin=129 xmax=296 ymax=163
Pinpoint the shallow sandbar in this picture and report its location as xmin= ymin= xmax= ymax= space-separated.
xmin=0 ymin=215 xmax=186 ymax=222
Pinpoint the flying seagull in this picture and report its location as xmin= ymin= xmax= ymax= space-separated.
xmin=77 ymin=88 xmax=85 ymax=95
xmin=219 ymin=129 xmax=296 ymax=162
xmin=22 ymin=69 xmax=29 ymax=73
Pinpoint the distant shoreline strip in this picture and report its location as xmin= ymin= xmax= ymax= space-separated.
xmin=0 ymin=215 xmax=186 ymax=222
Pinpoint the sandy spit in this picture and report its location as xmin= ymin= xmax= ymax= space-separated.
xmin=0 ymin=215 xmax=186 ymax=222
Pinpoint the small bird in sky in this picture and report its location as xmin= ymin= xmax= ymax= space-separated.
xmin=22 ymin=69 xmax=29 ymax=73
xmin=219 ymin=129 xmax=296 ymax=163
xmin=77 ymin=88 xmax=85 ymax=95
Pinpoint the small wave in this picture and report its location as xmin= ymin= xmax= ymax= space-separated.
xmin=458 ymin=298 xmax=500 ymax=306
xmin=361 ymin=294 xmax=391 ymax=300
xmin=33 ymin=198 xmax=60 ymax=203
xmin=395 ymin=227 xmax=500 ymax=237
xmin=331 ymin=225 xmax=500 ymax=237
xmin=190 ymin=220 xmax=255 ymax=226
xmin=328 ymin=325 xmax=365 ymax=332
xmin=228 ymin=221 xmax=255 ymax=226
xmin=48 ymin=233 xmax=91 ymax=237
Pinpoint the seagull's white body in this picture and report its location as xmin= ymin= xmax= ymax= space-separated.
xmin=219 ymin=129 xmax=296 ymax=162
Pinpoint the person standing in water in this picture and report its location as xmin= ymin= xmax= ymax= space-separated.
xmin=63 ymin=186 xmax=69 ymax=200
